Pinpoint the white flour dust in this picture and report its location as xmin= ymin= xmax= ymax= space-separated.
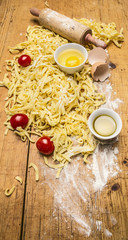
xmin=89 ymin=144 xmax=120 ymax=192
xmin=110 ymin=215 xmax=118 ymax=225
xmin=39 ymin=80 xmax=122 ymax=238
xmin=104 ymin=228 xmax=113 ymax=237
xmin=95 ymin=81 xmax=123 ymax=110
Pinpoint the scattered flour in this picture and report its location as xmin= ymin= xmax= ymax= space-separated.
xmin=95 ymin=81 xmax=123 ymax=110
xmin=104 ymin=228 xmax=113 ymax=237
xmin=90 ymin=144 xmax=121 ymax=191
xmin=96 ymin=220 xmax=102 ymax=231
xmin=39 ymin=79 xmax=122 ymax=238
xmin=110 ymin=215 xmax=118 ymax=225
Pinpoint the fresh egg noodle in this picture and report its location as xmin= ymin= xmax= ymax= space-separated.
xmin=5 ymin=186 xmax=15 ymax=197
xmin=15 ymin=176 xmax=23 ymax=184
xmin=29 ymin=163 xmax=39 ymax=181
xmin=0 ymin=19 xmax=123 ymax=177
xmin=75 ymin=18 xmax=124 ymax=47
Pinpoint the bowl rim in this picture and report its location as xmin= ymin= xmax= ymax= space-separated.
xmin=88 ymin=108 xmax=122 ymax=140
xmin=54 ymin=43 xmax=88 ymax=69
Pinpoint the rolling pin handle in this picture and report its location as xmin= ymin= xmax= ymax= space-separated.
xmin=30 ymin=8 xmax=41 ymax=17
xmin=85 ymin=33 xmax=107 ymax=49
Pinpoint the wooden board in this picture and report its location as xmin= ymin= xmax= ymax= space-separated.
xmin=0 ymin=0 xmax=128 ymax=239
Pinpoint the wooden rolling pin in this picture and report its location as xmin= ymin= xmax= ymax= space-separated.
xmin=30 ymin=8 xmax=107 ymax=48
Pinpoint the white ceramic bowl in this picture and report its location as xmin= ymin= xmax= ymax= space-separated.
xmin=88 ymin=108 xmax=122 ymax=140
xmin=54 ymin=43 xmax=88 ymax=74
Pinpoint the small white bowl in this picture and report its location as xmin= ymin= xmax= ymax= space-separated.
xmin=88 ymin=108 xmax=122 ymax=140
xmin=54 ymin=43 xmax=88 ymax=74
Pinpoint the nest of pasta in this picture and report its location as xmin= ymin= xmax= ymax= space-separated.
xmin=0 ymin=19 xmax=124 ymax=177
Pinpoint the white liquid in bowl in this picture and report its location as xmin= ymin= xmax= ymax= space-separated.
xmin=93 ymin=114 xmax=117 ymax=136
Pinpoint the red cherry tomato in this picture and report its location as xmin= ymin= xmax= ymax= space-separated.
xmin=10 ymin=113 xmax=29 ymax=129
xmin=18 ymin=54 xmax=31 ymax=67
xmin=36 ymin=136 xmax=55 ymax=155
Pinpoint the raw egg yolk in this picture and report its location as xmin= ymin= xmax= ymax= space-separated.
xmin=57 ymin=49 xmax=85 ymax=68
xmin=65 ymin=56 xmax=80 ymax=67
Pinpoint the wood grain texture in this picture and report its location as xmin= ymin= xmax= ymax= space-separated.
xmin=0 ymin=0 xmax=128 ymax=239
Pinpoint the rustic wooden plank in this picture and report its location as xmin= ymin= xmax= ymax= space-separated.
xmin=0 ymin=1 xmax=30 ymax=239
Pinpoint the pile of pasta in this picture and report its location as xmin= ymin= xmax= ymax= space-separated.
xmin=75 ymin=18 xmax=124 ymax=47
xmin=0 ymin=19 xmax=124 ymax=177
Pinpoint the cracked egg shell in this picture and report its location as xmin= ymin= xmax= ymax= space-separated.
xmin=88 ymin=47 xmax=109 ymax=65
xmin=91 ymin=62 xmax=110 ymax=82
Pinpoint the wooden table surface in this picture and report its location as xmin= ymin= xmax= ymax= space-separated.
xmin=0 ymin=0 xmax=128 ymax=239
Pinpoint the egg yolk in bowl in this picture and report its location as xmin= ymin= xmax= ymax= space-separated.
xmin=58 ymin=49 xmax=85 ymax=67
